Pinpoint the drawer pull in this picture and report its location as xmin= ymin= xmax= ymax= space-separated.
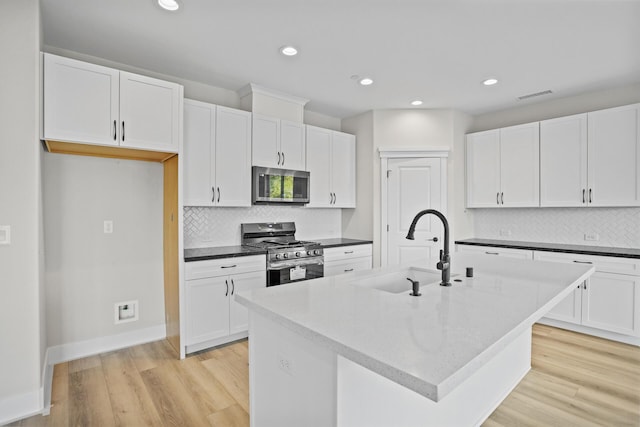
xmin=572 ymin=260 xmax=593 ymax=264
xmin=344 ymin=268 xmax=354 ymax=272
xmin=485 ymin=251 xmax=499 ymax=255
xmin=344 ymin=251 xmax=354 ymax=254
xmin=221 ymin=264 xmax=237 ymax=269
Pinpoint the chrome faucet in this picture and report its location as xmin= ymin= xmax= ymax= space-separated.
xmin=405 ymin=209 xmax=451 ymax=287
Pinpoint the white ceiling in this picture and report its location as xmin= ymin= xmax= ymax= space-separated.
xmin=41 ymin=0 xmax=640 ymax=119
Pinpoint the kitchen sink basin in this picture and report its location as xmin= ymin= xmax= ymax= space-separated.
xmin=348 ymin=267 xmax=447 ymax=294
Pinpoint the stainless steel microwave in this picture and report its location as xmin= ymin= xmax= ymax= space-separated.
xmin=252 ymin=166 xmax=310 ymax=205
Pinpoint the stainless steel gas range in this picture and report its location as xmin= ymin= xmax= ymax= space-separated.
xmin=241 ymin=222 xmax=324 ymax=286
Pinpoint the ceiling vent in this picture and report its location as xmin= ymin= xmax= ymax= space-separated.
xmin=517 ymin=90 xmax=553 ymax=101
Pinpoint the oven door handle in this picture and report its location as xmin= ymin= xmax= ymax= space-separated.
xmin=269 ymin=259 xmax=324 ymax=269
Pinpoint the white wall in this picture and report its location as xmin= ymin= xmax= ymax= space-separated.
xmin=0 ymin=0 xmax=44 ymax=422
xmin=469 ymin=84 xmax=640 ymax=248
xmin=43 ymin=154 xmax=165 ymax=347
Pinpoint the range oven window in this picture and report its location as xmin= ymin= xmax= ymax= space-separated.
xmin=267 ymin=260 xmax=324 ymax=286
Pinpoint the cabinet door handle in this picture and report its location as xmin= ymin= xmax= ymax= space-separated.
xmin=122 ymin=121 xmax=125 ymax=142
xmin=113 ymin=120 xmax=117 ymax=140
xmin=485 ymin=251 xmax=500 ymax=255
xmin=589 ymin=188 xmax=592 ymax=203
xmin=497 ymin=192 xmax=500 ymax=205
xmin=572 ymin=260 xmax=593 ymax=264
xmin=501 ymin=192 xmax=504 ymax=205
xmin=231 ymin=278 xmax=235 ymax=295
xmin=281 ymin=152 xmax=285 ymax=165
xmin=583 ymin=282 xmax=587 ymax=290
xmin=212 ymin=186 xmax=215 ymax=203
xmin=582 ymin=189 xmax=586 ymax=204
xmin=225 ymin=279 xmax=229 ymax=296
xmin=333 ymin=193 xmax=337 ymax=204
xmin=329 ymin=193 xmax=333 ymax=204
xmin=277 ymin=152 xmax=281 ymax=165
xmin=429 ymin=237 xmax=439 ymax=242
xmin=217 ymin=187 xmax=220 ymax=203
xmin=221 ymin=264 xmax=237 ymax=269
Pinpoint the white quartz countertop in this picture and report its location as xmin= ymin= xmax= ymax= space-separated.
xmin=236 ymin=253 xmax=594 ymax=402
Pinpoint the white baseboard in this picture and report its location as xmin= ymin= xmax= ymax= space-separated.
xmin=46 ymin=324 xmax=167 ymax=366
xmin=0 ymin=388 xmax=43 ymax=426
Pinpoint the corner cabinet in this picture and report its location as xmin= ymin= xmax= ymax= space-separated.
xmin=252 ymin=114 xmax=306 ymax=170
xmin=43 ymin=53 xmax=181 ymax=153
xmin=183 ymin=99 xmax=252 ymax=207
xmin=185 ymin=255 xmax=266 ymax=354
xmin=306 ymin=126 xmax=356 ymax=208
xmin=466 ymin=123 xmax=540 ymax=208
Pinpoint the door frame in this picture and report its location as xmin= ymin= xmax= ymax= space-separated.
xmin=379 ymin=147 xmax=449 ymax=267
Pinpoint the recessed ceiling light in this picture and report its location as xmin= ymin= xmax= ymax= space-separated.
xmin=280 ymin=46 xmax=298 ymax=56
xmin=158 ymin=0 xmax=179 ymax=11
xmin=483 ymin=78 xmax=499 ymax=86
xmin=411 ymin=100 xmax=423 ymax=106
xmin=359 ymin=77 xmax=374 ymax=86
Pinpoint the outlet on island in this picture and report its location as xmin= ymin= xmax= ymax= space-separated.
xmin=584 ymin=232 xmax=600 ymax=242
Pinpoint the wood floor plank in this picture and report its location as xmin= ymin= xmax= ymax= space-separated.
xmin=139 ymin=363 xmax=210 ymax=427
xmin=68 ymin=366 xmax=116 ymax=427
xmin=128 ymin=339 xmax=176 ymax=372
xmin=100 ymin=349 xmax=164 ymax=427
xmin=48 ymin=362 xmax=69 ymax=427
xmin=207 ymin=404 xmax=249 ymax=427
xmin=68 ymin=355 xmax=102 ymax=374
xmin=201 ymin=354 xmax=250 ymax=413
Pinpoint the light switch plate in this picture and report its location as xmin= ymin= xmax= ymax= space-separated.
xmin=104 ymin=220 xmax=113 ymax=234
xmin=0 ymin=226 xmax=10 ymax=245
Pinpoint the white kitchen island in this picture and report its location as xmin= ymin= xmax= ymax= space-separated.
xmin=236 ymin=253 xmax=594 ymax=427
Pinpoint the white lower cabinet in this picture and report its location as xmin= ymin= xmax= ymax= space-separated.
xmin=324 ymin=244 xmax=372 ymax=277
xmin=534 ymin=251 xmax=640 ymax=339
xmin=185 ymin=255 xmax=266 ymax=353
xmin=455 ymin=244 xmax=533 ymax=259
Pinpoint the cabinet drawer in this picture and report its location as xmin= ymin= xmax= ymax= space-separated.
xmin=324 ymin=244 xmax=373 ymax=262
xmin=456 ymin=244 xmax=533 ymax=260
xmin=533 ymin=251 xmax=640 ymax=276
xmin=325 ymin=257 xmax=372 ymax=277
xmin=185 ymin=255 xmax=266 ymax=280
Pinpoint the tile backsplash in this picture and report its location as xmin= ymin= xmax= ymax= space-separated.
xmin=184 ymin=206 xmax=342 ymax=248
xmin=473 ymin=207 xmax=640 ymax=249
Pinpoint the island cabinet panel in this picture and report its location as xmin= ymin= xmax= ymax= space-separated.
xmin=533 ymin=250 xmax=640 ymax=339
xmin=184 ymin=255 xmax=265 ymax=353
xmin=183 ymin=99 xmax=252 ymax=207
xmin=324 ymin=244 xmax=373 ymax=277
xmin=252 ymin=114 xmax=306 ymax=170
xmin=43 ymin=53 xmax=181 ymax=152
xmin=466 ymin=123 xmax=539 ymax=208
xmin=306 ymin=126 xmax=356 ymax=208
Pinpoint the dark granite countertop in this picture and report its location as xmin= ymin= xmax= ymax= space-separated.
xmin=314 ymin=238 xmax=373 ymax=248
xmin=454 ymin=238 xmax=640 ymax=259
xmin=184 ymin=238 xmax=373 ymax=262
xmin=184 ymin=245 xmax=267 ymax=262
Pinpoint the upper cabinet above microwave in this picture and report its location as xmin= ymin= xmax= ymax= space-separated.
xmin=42 ymin=53 xmax=182 ymax=153
xmin=252 ymin=114 xmax=306 ymax=170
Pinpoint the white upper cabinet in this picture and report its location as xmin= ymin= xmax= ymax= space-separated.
xmin=587 ymin=104 xmax=640 ymax=207
xmin=43 ymin=53 xmax=182 ymax=153
xmin=252 ymin=114 xmax=306 ymax=170
xmin=183 ymin=100 xmax=251 ymax=207
xmin=43 ymin=53 xmax=119 ymax=146
xmin=306 ymin=126 xmax=356 ymax=208
xmin=540 ymin=114 xmax=588 ymax=207
xmin=540 ymin=104 xmax=640 ymax=207
xmin=466 ymin=123 xmax=539 ymax=208
xmin=119 ymin=71 xmax=181 ymax=152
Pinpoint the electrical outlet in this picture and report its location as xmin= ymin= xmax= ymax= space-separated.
xmin=277 ymin=354 xmax=293 ymax=376
xmin=500 ymin=229 xmax=512 ymax=237
xmin=104 ymin=220 xmax=113 ymax=234
xmin=114 ymin=300 xmax=138 ymax=324
xmin=584 ymin=232 xmax=599 ymax=242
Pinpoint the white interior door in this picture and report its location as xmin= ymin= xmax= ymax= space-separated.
xmin=386 ymin=158 xmax=443 ymax=266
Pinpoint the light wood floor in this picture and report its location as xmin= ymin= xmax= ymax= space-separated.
xmin=11 ymin=324 xmax=640 ymax=426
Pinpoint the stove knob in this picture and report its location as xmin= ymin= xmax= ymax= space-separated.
xmin=295 ymin=251 xmax=301 ymax=257
xmin=314 ymin=249 xmax=320 ymax=255
xmin=283 ymin=253 xmax=289 ymax=259
xmin=275 ymin=254 xmax=281 ymax=260
xmin=307 ymin=250 xmax=312 ymax=256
